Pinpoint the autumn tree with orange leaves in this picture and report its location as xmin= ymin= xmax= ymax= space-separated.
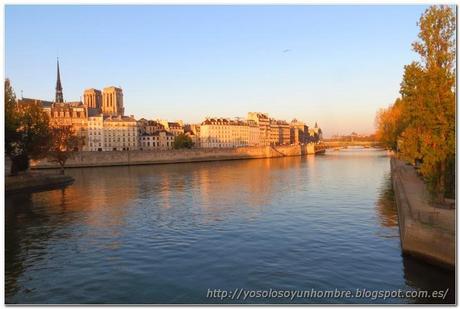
xmin=48 ymin=126 xmax=84 ymax=174
xmin=376 ymin=5 xmax=455 ymax=200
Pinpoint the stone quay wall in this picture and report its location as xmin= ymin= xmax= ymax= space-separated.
xmin=391 ymin=157 xmax=455 ymax=269
xmin=31 ymin=144 xmax=316 ymax=169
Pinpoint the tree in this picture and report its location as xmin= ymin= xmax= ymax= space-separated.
xmin=400 ymin=5 xmax=455 ymax=201
xmin=5 ymin=80 xmax=52 ymax=175
xmin=173 ymin=133 xmax=193 ymax=149
xmin=5 ymin=79 xmax=19 ymax=155
xmin=376 ymin=5 xmax=456 ymax=201
xmin=48 ymin=126 xmax=84 ymax=174
xmin=375 ymin=98 xmax=405 ymax=151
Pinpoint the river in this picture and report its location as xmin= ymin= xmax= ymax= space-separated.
xmin=5 ymin=148 xmax=454 ymax=304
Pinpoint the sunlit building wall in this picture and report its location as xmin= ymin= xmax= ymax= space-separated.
xmin=102 ymin=86 xmax=124 ymax=116
xmin=200 ymin=118 xmax=260 ymax=148
xmin=102 ymin=115 xmax=138 ymax=151
xmin=140 ymin=131 xmax=175 ymax=150
xmin=247 ymin=112 xmax=270 ymax=146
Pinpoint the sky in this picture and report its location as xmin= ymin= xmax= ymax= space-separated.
xmin=5 ymin=5 xmax=428 ymax=137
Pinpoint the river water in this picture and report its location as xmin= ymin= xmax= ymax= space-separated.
xmin=5 ymin=148 xmax=455 ymax=304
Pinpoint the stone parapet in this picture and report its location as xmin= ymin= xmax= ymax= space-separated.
xmin=31 ymin=144 xmax=317 ymax=169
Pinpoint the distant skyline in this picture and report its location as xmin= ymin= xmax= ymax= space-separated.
xmin=5 ymin=5 xmax=428 ymax=137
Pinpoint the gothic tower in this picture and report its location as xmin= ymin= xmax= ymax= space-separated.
xmin=55 ymin=58 xmax=64 ymax=103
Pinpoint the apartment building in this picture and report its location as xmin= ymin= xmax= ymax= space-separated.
xmin=200 ymin=118 xmax=260 ymax=148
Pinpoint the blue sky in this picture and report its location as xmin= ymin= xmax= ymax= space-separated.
xmin=5 ymin=5 xmax=427 ymax=136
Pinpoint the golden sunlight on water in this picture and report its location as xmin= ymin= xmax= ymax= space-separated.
xmin=5 ymin=149 xmax=454 ymax=304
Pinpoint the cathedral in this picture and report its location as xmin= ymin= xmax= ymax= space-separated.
xmin=17 ymin=59 xmax=127 ymax=151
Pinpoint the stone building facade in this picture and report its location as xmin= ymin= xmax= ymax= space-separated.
xmin=290 ymin=119 xmax=309 ymax=144
xmin=87 ymin=115 xmax=104 ymax=151
xmin=184 ymin=124 xmax=201 ymax=148
xmin=200 ymin=118 xmax=259 ymax=148
xmin=158 ymin=120 xmax=184 ymax=136
xmin=269 ymin=119 xmax=290 ymax=145
xmin=83 ymin=88 xmax=102 ymax=110
xmin=87 ymin=115 xmax=138 ymax=151
xmin=137 ymin=119 xmax=166 ymax=135
xmin=102 ymin=86 xmax=124 ymax=116
xmin=247 ymin=112 xmax=270 ymax=146
xmin=102 ymin=115 xmax=138 ymax=151
xmin=140 ymin=131 xmax=175 ymax=150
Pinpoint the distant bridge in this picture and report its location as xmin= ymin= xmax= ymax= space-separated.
xmin=318 ymin=140 xmax=383 ymax=151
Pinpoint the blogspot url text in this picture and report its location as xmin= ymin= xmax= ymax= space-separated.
xmin=206 ymin=288 xmax=449 ymax=301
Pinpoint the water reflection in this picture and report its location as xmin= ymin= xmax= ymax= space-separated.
xmin=5 ymin=150 xmax=455 ymax=304
xmin=374 ymin=172 xmax=455 ymax=304
xmin=377 ymin=173 xmax=399 ymax=229
xmin=5 ymin=193 xmax=59 ymax=299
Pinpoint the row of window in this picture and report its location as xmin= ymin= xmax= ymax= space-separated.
xmin=89 ymin=131 xmax=136 ymax=136
xmin=141 ymin=141 xmax=173 ymax=147
xmin=141 ymin=136 xmax=174 ymax=141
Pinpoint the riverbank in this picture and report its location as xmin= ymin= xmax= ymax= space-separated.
xmin=31 ymin=144 xmax=317 ymax=169
xmin=390 ymin=157 xmax=455 ymax=269
xmin=5 ymin=171 xmax=75 ymax=195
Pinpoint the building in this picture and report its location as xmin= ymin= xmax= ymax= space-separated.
xmin=279 ymin=121 xmax=290 ymax=145
xmin=48 ymin=101 xmax=88 ymax=144
xmin=102 ymin=115 xmax=138 ymax=151
xmin=308 ymin=122 xmax=323 ymax=143
xmin=87 ymin=115 xmax=104 ymax=151
xmin=18 ymin=61 xmax=89 ymax=150
xmin=139 ymin=131 xmax=175 ymax=150
xmin=18 ymin=98 xmax=54 ymax=111
xmin=158 ymin=120 xmax=184 ymax=136
xmin=55 ymin=59 xmax=64 ymax=103
xmin=142 ymin=120 xmax=165 ymax=135
xmin=102 ymin=86 xmax=124 ymax=116
xmin=184 ymin=124 xmax=201 ymax=148
xmin=290 ymin=119 xmax=309 ymax=144
xmin=269 ymin=119 xmax=290 ymax=145
xmin=247 ymin=112 xmax=270 ymax=146
xmin=83 ymin=88 xmax=102 ymax=111
xmin=87 ymin=115 xmax=139 ymax=151
xmin=200 ymin=118 xmax=260 ymax=148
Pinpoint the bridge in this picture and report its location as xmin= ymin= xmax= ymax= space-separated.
xmin=315 ymin=140 xmax=383 ymax=152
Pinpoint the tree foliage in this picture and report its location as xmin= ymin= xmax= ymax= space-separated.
xmin=5 ymin=79 xmax=19 ymax=155
xmin=5 ymin=79 xmax=52 ymax=175
xmin=375 ymin=5 xmax=456 ymax=200
xmin=375 ymin=98 xmax=404 ymax=151
xmin=48 ymin=126 xmax=84 ymax=174
xmin=173 ymin=133 xmax=194 ymax=149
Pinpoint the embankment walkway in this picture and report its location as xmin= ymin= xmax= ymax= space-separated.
xmin=391 ymin=158 xmax=455 ymax=269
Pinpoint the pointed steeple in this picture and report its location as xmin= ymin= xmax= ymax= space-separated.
xmin=315 ymin=121 xmax=318 ymax=128
xmin=55 ymin=58 xmax=64 ymax=103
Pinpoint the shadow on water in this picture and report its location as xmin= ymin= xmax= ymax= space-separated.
xmin=375 ymin=173 xmax=455 ymax=304
xmin=5 ymin=189 xmax=72 ymax=303
xmin=6 ymin=193 xmax=51 ymax=301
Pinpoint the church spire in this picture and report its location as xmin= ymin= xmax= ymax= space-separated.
xmin=55 ymin=58 xmax=64 ymax=103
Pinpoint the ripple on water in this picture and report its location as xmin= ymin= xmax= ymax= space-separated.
xmin=5 ymin=151 xmax=454 ymax=304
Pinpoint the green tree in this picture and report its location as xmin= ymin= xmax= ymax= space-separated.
xmin=173 ymin=133 xmax=193 ymax=149
xmin=5 ymin=80 xmax=52 ymax=175
xmin=48 ymin=126 xmax=84 ymax=174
